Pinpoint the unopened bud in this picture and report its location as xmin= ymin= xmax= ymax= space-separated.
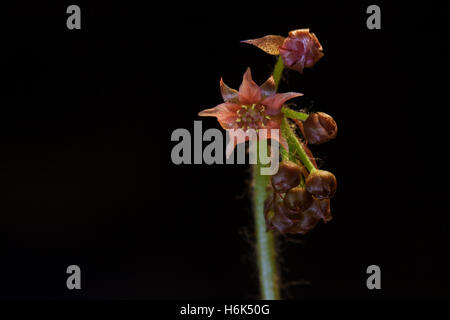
xmin=284 ymin=187 xmax=314 ymax=216
xmin=279 ymin=29 xmax=324 ymax=74
xmin=304 ymin=198 xmax=332 ymax=222
xmin=303 ymin=112 xmax=337 ymax=144
xmin=270 ymin=161 xmax=302 ymax=193
xmin=305 ymin=169 xmax=337 ymax=199
xmin=267 ymin=193 xmax=295 ymax=233
xmin=286 ymin=212 xmax=321 ymax=234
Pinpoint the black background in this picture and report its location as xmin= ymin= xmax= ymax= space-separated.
xmin=1 ymin=1 xmax=449 ymax=300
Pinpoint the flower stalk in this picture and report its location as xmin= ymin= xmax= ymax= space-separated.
xmin=252 ymin=57 xmax=317 ymax=298
xmin=251 ymin=58 xmax=286 ymax=300
xmin=281 ymin=117 xmax=316 ymax=172
xmin=272 ymin=56 xmax=285 ymax=91
xmin=282 ymin=106 xmax=309 ymax=121
xmin=253 ymin=156 xmax=280 ymax=300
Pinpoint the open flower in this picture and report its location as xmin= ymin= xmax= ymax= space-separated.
xmin=198 ymin=68 xmax=302 ymax=155
xmin=242 ymin=29 xmax=324 ymax=73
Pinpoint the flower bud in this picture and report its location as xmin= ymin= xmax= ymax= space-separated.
xmin=283 ymin=187 xmax=314 ymax=216
xmin=270 ymin=161 xmax=302 ymax=193
xmin=271 ymin=206 xmax=295 ymax=234
xmin=265 ymin=193 xmax=295 ymax=233
xmin=305 ymin=169 xmax=337 ymax=199
xmin=303 ymin=112 xmax=337 ymax=144
xmin=279 ymin=29 xmax=324 ymax=74
xmin=304 ymin=198 xmax=332 ymax=222
xmin=286 ymin=212 xmax=321 ymax=234
xmin=264 ymin=176 xmax=334 ymax=234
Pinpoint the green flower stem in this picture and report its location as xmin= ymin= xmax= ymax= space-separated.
xmin=272 ymin=56 xmax=284 ymax=90
xmin=253 ymin=140 xmax=280 ymax=299
xmin=281 ymin=117 xmax=316 ymax=172
xmin=280 ymin=145 xmax=289 ymax=161
xmin=250 ymin=58 xmax=284 ymax=300
xmin=251 ymin=56 xmax=287 ymax=300
xmin=252 ymin=54 xmax=315 ymax=300
xmin=281 ymin=106 xmax=309 ymax=121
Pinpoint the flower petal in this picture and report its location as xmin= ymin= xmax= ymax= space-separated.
xmin=262 ymin=92 xmax=303 ymax=115
xmin=238 ymin=67 xmax=262 ymax=105
xmin=288 ymin=28 xmax=310 ymax=38
xmin=260 ymin=75 xmax=276 ymax=99
xmin=279 ymin=46 xmax=304 ymax=68
xmin=289 ymin=62 xmax=306 ymax=74
xmin=241 ymin=35 xmax=286 ymax=55
xmin=310 ymin=32 xmax=323 ymax=50
xmin=198 ymin=103 xmax=241 ymax=129
xmin=304 ymin=40 xmax=324 ymax=68
xmin=220 ymin=78 xmax=239 ymax=103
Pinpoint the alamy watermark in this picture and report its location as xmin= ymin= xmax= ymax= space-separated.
xmin=171 ymin=121 xmax=280 ymax=175
xmin=66 ymin=265 xmax=81 ymax=290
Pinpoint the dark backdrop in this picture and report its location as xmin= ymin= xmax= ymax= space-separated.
xmin=1 ymin=1 xmax=449 ymax=299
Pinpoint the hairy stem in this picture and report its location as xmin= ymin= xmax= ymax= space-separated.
xmin=252 ymin=56 xmax=285 ymax=300
xmin=282 ymin=106 xmax=309 ymax=121
xmin=281 ymin=145 xmax=289 ymax=161
xmin=253 ymin=147 xmax=280 ymax=299
xmin=281 ymin=117 xmax=316 ymax=172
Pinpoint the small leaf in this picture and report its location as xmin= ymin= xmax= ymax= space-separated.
xmin=241 ymin=35 xmax=286 ymax=55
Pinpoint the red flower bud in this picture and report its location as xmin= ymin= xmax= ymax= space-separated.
xmin=305 ymin=169 xmax=337 ymax=199
xmin=286 ymin=212 xmax=321 ymax=234
xmin=303 ymin=112 xmax=337 ymax=144
xmin=303 ymin=198 xmax=332 ymax=222
xmin=270 ymin=161 xmax=302 ymax=193
xmin=283 ymin=187 xmax=314 ymax=216
xmin=264 ymin=192 xmax=331 ymax=234
xmin=265 ymin=193 xmax=295 ymax=233
xmin=279 ymin=29 xmax=324 ymax=74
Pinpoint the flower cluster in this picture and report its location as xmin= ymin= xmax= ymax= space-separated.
xmin=264 ymin=161 xmax=336 ymax=235
xmin=198 ymin=28 xmax=337 ymax=236
xmin=264 ymin=102 xmax=338 ymax=235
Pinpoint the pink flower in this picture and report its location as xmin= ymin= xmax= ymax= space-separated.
xmin=198 ymin=68 xmax=302 ymax=155
xmin=279 ymin=29 xmax=324 ymax=73
xmin=242 ymin=29 xmax=324 ymax=73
